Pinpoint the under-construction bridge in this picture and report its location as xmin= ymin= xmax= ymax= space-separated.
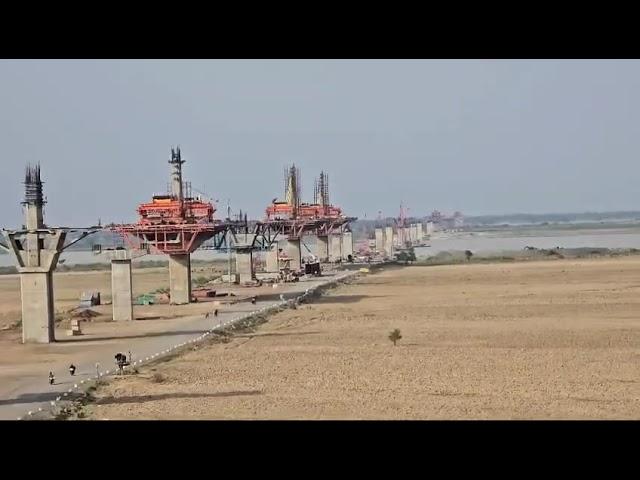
xmin=1 ymin=148 xmax=358 ymax=344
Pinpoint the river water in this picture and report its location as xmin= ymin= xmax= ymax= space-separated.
xmin=415 ymin=228 xmax=640 ymax=258
xmin=3 ymin=228 xmax=640 ymax=267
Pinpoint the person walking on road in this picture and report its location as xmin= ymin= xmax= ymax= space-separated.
xmin=48 ymin=372 xmax=55 ymax=385
xmin=114 ymin=353 xmax=128 ymax=375
xmin=69 ymin=364 xmax=76 ymax=376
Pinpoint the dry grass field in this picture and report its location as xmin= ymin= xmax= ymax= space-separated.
xmin=83 ymin=257 xmax=640 ymax=420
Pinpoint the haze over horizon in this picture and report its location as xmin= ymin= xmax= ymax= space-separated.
xmin=1 ymin=60 xmax=640 ymax=227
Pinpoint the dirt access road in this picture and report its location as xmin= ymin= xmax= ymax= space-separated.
xmin=0 ymin=270 xmax=354 ymax=420
xmin=86 ymin=257 xmax=640 ymax=419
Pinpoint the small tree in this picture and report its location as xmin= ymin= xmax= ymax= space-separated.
xmin=395 ymin=248 xmax=417 ymax=265
xmin=388 ymin=328 xmax=402 ymax=346
xmin=465 ymin=250 xmax=473 ymax=261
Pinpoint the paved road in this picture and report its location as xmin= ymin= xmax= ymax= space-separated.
xmin=0 ymin=270 xmax=357 ymax=420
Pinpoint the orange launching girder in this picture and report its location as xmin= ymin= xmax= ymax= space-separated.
xmin=113 ymin=223 xmax=226 ymax=255
xmin=112 ymin=146 xmax=226 ymax=255
xmin=115 ymin=193 xmax=220 ymax=255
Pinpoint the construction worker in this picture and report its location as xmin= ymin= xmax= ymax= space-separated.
xmin=69 ymin=364 xmax=76 ymax=376
xmin=48 ymin=372 xmax=55 ymax=385
xmin=114 ymin=353 xmax=127 ymax=375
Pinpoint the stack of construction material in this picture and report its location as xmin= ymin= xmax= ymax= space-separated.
xmin=67 ymin=319 xmax=82 ymax=336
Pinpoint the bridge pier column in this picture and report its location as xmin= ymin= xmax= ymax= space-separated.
xmin=329 ymin=234 xmax=343 ymax=262
xmin=316 ymin=235 xmax=329 ymax=262
xmin=374 ymin=228 xmax=384 ymax=255
xmin=342 ymin=231 xmax=354 ymax=261
xmin=235 ymin=248 xmax=255 ymax=284
xmin=169 ymin=254 xmax=191 ymax=305
xmin=384 ymin=226 xmax=394 ymax=259
xmin=265 ymin=247 xmax=280 ymax=272
xmin=111 ymin=258 xmax=133 ymax=321
xmin=20 ymin=271 xmax=55 ymax=343
xmin=286 ymin=238 xmax=302 ymax=271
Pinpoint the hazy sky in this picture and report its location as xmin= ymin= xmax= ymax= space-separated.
xmin=1 ymin=60 xmax=640 ymax=227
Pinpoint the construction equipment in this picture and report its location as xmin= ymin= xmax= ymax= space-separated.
xmin=113 ymin=147 xmax=225 ymax=256
xmin=265 ymin=166 xmax=345 ymax=221
xmin=305 ymin=261 xmax=321 ymax=276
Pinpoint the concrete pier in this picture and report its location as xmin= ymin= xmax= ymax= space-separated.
xmin=375 ymin=228 xmax=384 ymax=254
xmin=329 ymin=234 xmax=343 ymax=263
xmin=411 ymin=224 xmax=419 ymax=246
xmin=416 ymin=223 xmax=424 ymax=243
xmin=235 ymin=248 xmax=255 ymax=284
xmin=265 ymin=247 xmax=280 ymax=272
xmin=15 ymin=232 xmax=66 ymax=343
xmin=403 ymin=227 xmax=412 ymax=247
xmin=4 ymin=165 xmax=67 ymax=343
xmin=316 ymin=235 xmax=329 ymax=262
xmin=342 ymin=231 xmax=353 ymax=260
xmin=19 ymin=271 xmax=55 ymax=343
xmin=384 ymin=226 xmax=394 ymax=259
xmin=286 ymin=238 xmax=302 ymax=271
xmin=111 ymin=258 xmax=133 ymax=321
xmin=169 ymin=254 xmax=191 ymax=305
xmin=426 ymin=221 xmax=434 ymax=235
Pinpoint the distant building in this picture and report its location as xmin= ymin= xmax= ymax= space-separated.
xmin=428 ymin=210 xmax=444 ymax=223
xmin=427 ymin=210 xmax=464 ymax=230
